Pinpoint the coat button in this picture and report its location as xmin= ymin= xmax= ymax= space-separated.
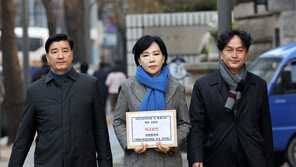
xmin=231 ymin=145 xmax=236 ymax=150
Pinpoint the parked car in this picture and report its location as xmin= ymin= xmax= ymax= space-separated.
xmin=0 ymin=27 xmax=49 ymax=75
xmin=249 ymin=42 xmax=296 ymax=167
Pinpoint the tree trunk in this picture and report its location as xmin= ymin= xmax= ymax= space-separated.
xmin=1 ymin=0 xmax=25 ymax=144
xmin=42 ymin=0 xmax=56 ymax=36
xmin=97 ymin=0 xmax=108 ymax=20
xmin=64 ymin=0 xmax=84 ymax=63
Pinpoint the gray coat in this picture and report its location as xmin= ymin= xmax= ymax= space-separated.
xmin=113 ymin=77 xmax=191 ymax=167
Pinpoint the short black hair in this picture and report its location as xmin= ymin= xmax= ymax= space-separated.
xmin=41 ymin=54 xmax=47 ymax=63
xmin=80 ymin=62 xmax=88 ymax=74
xmin=99 ymin=62 xmax=105 ymax=69
xmin=45 ymin=33 xmax=73 ymax=53
xmin=132 ymin=35 xmax=168 ymax=67
xmin=217 ymin=29 xmax=252 ymax=52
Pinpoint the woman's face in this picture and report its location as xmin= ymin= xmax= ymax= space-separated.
xmin=138 ymin=42 xmax=165 ymax=77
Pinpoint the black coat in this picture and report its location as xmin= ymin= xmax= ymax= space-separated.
xmin=187 ymin=70 xmax=273 ymax=167
xmin=93 ymin=69 xmax=108 ymax=103
xmin=31 ymin=64 xmax=50 ymax=83
xmin=9 ymin=68 xmax=112 ymax=167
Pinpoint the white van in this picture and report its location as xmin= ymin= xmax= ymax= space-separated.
xmin=0 ymin=27 xmax=49 ymax=67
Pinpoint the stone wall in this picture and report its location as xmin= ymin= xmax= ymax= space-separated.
xmin=280 ymin=11 xmax=296 ymax=45
xmin=268 ymin=0 xmax=296 ymax=46
xmin=233 ymin=1 xmax=296 ymax=61
xmin=268 ymin=0 xmax=296 ymax=11
xmin=233 ymin=2 xmax=278 ymax=61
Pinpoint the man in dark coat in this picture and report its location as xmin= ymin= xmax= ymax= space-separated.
xmin=187 ymin=30 xmax=273 ymax=167
xmin=31 ymin=54 xmax=50 ymax=82
xmin=9 ymin=33 xmax=112 ymax=167
xmin=93 ymin=62 xmax=109 ymax=113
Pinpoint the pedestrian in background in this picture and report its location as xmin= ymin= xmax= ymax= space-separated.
xmin=105 ymin=64 xmax=127 ymax=112
xmin=93 ymin=62 xmax=109 ymax=113
xmin=113 ymin=35 xmax=190 ymax=167
xmin=187 ymin=29 xmax=273 ymax=167
xmin=80 ymin=62 xmax=89 ymax=74
xmin=31 ymin=54 xmax=50 ymax=82
xmin=9 ymin=33 xmax=112 ymax=167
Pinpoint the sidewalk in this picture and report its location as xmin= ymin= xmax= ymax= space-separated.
xmin=0 ymin=137 xmax=35 ymax=167
xmin=0 ymin=98 xmax=290 ymax=167
xmin=0 ymin=138 xmax=12 ymax=167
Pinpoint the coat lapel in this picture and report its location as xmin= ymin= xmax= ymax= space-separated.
xmin=166 ymin=77 xmax=178 ymax=104
xmin=217 ymin=80 xmax=228 ymax=101
xmin=241 ymin=72 xmax=256 ymax=95
xmin=128 ymin=77 xmax=147 ymax=102
xmin=239 ymin=72 xmax=256 ymax=106
xmin=210 ymin=70 xmax=228 ymax=101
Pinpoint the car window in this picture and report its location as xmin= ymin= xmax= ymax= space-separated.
xmin=272 ymin=60 xmax=296 ymax=95
xmin=0 ymin=37 xmax=43 ymax=52
xmin=16 ymin=37 xmax=43 ymax=51
xmin=248 ymin=57 xmax=282 ymax=85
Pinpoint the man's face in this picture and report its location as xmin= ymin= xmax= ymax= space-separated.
xmin=219 ymin=35 xmax=248 ymax=75
xmin=46 ymin=40 xmax=73 ymax=74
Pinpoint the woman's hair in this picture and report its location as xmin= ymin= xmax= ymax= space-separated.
xmin=132 ymin=35 xmax=168 ymax=67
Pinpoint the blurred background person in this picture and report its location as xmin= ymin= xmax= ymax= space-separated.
xmin=105 ymin=63 xmax=127 ymax=112
xmin=93 ymin=62 xmax=109 ymax=113
xmin=31 ymin=54 xmax=50 ymax=82
xmin=80 ymin=62 xmax=89 ymax=74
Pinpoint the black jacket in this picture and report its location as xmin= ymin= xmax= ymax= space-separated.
xmin=9 ymin=68 xmax=112 ymax=167
xmin=31 ymin=64 xmax=50 ymax=83
xmin=187 ymin=70 xmax=273 ymax=167
xmin=93 ymin=69 xmax=108 ymax=102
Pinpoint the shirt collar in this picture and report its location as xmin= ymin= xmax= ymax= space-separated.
xmin=45 ymin=66 xmax=78 ymax=83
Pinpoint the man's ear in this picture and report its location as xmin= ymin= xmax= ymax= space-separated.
xmin=45 ymin=54 xmax=49 ymax=62
xmin=71 ymin=50 xmax=74 ymax=61
xmin=219 ymin=51 xmax=223 ymax=60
